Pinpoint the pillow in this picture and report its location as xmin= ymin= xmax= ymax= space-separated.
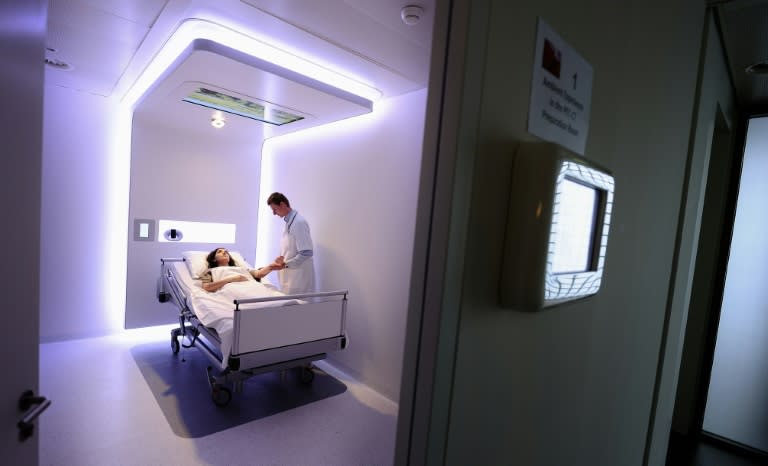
xmin=182 ymin=250 xmax=252 ymax=279
xmin=181 ymin=251 xmax=208 ymax=279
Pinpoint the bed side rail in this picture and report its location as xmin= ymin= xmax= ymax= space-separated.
xmin=158 ymin=257 xmax=186 ymax=308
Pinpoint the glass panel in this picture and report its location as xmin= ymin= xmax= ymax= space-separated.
xmin=183 ymin=87 xmax=304 ymax=126
xmin=550 ymin=178 xmax=597 ymax=273
xmin=703 ymin=116 xmax=768 ymax=453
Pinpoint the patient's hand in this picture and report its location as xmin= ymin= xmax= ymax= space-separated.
xmin=229 ymin=275 xmax=247 ymax=283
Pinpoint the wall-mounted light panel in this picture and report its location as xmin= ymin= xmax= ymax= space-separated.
xmin=500 ymin=142 xmax=614 ymax=310
xmin=157 ymin=219 xmax=236 ymax=243
xmin=133 ymin=218 xmax=155 ymax=242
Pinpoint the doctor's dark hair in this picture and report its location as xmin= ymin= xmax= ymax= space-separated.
xmin=206 ymin=248 xmax=236 ymax=268
xmin=267 ymin=192 xmax=290 ymax=207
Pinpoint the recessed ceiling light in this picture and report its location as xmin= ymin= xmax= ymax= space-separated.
xmin=745 ymin=61 xmax=768 ymax=75
xmin=211 ymin=116 xmax=226 ymax=128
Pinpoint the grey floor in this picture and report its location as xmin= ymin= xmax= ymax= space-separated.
xmin=39 ymin=326 xmax=397 ymax=466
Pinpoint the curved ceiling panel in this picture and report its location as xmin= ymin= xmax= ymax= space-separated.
xmin=134 ymin=39 xmax=373 ymax=141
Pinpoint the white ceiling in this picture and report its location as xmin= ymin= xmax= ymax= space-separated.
xmin=47 ymin=0 xmax=768 ymax=114
xmin=45 ymin=0 xmax=170 ymax=96
xmin=44 ymin=0 xmax=436 ymax=99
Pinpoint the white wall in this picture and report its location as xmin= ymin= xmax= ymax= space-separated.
xmin=257 ymin=89 xmax=427 ymax=402
xmin=125 ymin=117 xmax=263 ymax=329
xmin=425 ymin=1 xmax=709 ymax=464
xmin=40 ymin=84 xmax=120 ymax=342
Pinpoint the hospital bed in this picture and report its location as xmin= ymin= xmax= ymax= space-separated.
xmin=157 ymin=253 xmax=348 ymax=406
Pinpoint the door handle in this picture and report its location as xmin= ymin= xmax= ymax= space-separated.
xmin=17 ymin=389 xmax=51 ymax=441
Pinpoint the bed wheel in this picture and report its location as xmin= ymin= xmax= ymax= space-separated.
xmin=158 ymin=292 xmax=171 ymax=303
xmin=299 ymin=366 xmax=315 ymax=385
xmin=171 ymin=338 xmax=180 ymax=354
xmin=211 ymin=386 xmax=232 ymax=407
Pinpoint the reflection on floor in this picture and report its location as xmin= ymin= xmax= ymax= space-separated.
xmin=39 ymin=326 xmax=397 ymax=466
xmin=666 ymin=432 xmax=768 ymax=466
xmin=130 ymin=340 xmax=350 ymax=438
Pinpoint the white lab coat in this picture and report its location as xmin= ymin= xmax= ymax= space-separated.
xmin=278 ymin=210 xmax=315 ymax=295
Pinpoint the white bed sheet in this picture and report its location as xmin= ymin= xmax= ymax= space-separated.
xmin=171 ymin=262 xmax=300 ymax=362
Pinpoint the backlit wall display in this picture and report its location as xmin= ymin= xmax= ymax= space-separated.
xmin=500 ymin=142 xmax=614 ymax=310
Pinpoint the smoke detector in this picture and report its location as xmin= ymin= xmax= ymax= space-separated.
xmin=401 ymin=5 xmax=423 ymax=26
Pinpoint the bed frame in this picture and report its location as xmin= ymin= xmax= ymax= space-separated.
xmin=158 ymin=257 xmax=348 ymax=406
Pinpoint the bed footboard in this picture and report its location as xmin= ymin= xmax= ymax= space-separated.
xmin=232 ymin=290 xmax=348 ymax=355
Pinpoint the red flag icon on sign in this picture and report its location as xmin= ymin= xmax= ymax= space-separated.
xmin=542 ymin=38 xmax=561 ymax=78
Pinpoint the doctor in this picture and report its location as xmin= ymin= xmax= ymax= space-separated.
xmin=267 ymin=192 xmax=316 ymax=295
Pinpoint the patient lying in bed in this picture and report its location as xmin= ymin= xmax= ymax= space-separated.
xmin=200 ymin=247 xmax=282 ymax=292
xmin=183 ymin=260 xmax=302 ymax=360
xmin=193 ymin=248 xmax=294 ymax=325
xmin=202 ymin=265 xmax=288 ymax=305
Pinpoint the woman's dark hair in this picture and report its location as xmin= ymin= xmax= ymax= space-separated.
xmin=267 ymin=192 xmax=290 ymax=208
xmin=206 ymin=248 xmax=236 ymax=268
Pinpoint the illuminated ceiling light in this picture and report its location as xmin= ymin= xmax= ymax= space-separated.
xmin=211 ymin=116 xmax=226 ymax=128
xmin=122 ymin=19 xmax=381 ymax=109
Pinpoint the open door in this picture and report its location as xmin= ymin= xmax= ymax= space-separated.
xmin=670 ymin=113 xmax=768 ymax=463
xmin=0 ymin=0 xmax=48 ymax=464
xmin=701 ymin=116 xmax=768 ymax=457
